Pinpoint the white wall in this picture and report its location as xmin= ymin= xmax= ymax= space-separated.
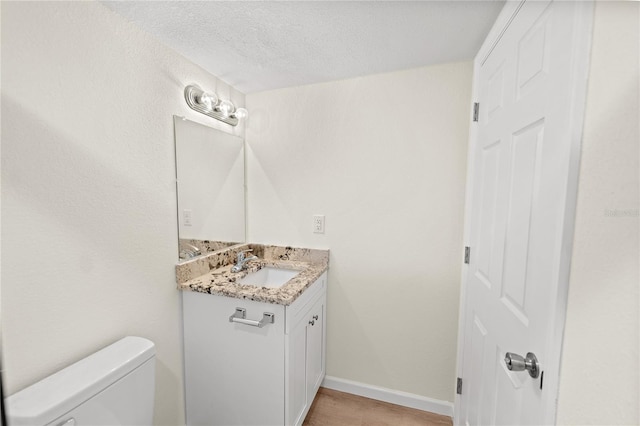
xmin=1 ymin=2 xmax=244 ymax=424
xmin=246 ymin=62 xmax=472 ymax=402
xmin=557 ymin=2 xmax=639 ymax=424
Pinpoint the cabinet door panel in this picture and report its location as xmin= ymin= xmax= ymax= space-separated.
xmin=287 ymin=321 xmax=307 ymax=426
xmin=183 ymin=292 xmax=285 ymax=426
xmin=306 ymin=297 xmax=325 ymax=400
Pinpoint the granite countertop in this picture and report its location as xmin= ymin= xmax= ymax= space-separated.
xmin=176 ymin=243 xmax=329 ymax=306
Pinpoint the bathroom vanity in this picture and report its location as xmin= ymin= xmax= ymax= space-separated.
xmin=178 ymin=244 xmax=329 ymax=426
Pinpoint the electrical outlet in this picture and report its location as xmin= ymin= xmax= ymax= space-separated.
xmin=183 ymin=209 xmax=192 ymax=226
xmin=313 ymin=215 xmax=325 ymax=234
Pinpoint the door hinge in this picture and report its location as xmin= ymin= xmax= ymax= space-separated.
xmin=456 ymin=377 xmax=463 ymax=395
xmin=464 ymin=246 xmax=471 ymax=264
xmin=473 ymin=102 xmax=479 ymax=122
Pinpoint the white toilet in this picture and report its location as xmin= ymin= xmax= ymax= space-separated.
xmin=5 ymin=336 xmax=155 ymax=426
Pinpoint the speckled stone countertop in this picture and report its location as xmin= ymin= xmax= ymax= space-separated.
xmin=179 ymin=239 xmax=240 ymax=255
xmin=176 ymin=243 xmax=329 ymax=306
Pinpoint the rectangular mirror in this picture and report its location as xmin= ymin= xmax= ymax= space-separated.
xmin=174 ymin=116 xmax=245 ymax=261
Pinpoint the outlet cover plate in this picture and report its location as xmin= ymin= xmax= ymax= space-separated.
xmin=313 ymin=215 xmax=325 ymax=234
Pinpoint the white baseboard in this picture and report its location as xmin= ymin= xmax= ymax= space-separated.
xmin=321 ymin=375 xmax=454 ymax=418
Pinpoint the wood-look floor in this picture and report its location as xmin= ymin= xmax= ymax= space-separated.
xmin=303 ymin=388 xmax=453 ymax=426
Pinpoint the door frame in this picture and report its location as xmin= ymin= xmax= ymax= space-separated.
xmin=453 ymin=1 xmax=595 ymax=423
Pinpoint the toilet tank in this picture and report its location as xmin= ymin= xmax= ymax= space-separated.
xmin=6 ymin=336 xmax=155 ymax=426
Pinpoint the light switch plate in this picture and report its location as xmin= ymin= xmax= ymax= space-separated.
xmin=183 ymin=209 xmax=193 ymax=226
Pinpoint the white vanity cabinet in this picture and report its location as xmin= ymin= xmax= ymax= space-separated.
xmin=182 ymin=272 xmax=327 ymax=426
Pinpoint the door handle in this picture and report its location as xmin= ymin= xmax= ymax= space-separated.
xmin=504 ymin=352 xmax=540 ymax=378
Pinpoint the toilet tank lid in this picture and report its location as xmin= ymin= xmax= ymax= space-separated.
xmin=6 ymin=336 xmax=155 ymax=425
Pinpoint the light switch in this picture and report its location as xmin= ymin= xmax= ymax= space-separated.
xmin=183 ymin=209 xmax=193 ymax=226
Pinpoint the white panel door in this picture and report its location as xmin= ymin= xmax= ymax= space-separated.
xmin=287 ymin=318 xmax=307 ymax=426
xmin=305 ymin=297 xmax=325 ymax=399
xmin=458 ymin=1 xmax=592 ymax=424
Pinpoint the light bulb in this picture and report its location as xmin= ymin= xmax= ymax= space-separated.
xmin=217 ymin=100 xmax=235 ymax=117
xmin=233 ymin=108 xmax=248 ymax=120
xmin=197 ymin=92 xmax=218 ymax=110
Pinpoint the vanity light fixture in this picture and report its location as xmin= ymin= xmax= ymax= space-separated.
xmin=184 ymin=84 xmax=248 ymax=126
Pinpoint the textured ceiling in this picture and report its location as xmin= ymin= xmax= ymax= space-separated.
xmin=102 ymin=1 xmax=505 ymax=94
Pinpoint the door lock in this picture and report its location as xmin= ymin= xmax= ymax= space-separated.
xmin=504 ymin=352 xmax=540 ymax=378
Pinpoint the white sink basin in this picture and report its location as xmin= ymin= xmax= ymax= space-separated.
xmin=237 ymin=267 xmax=300 ymax=288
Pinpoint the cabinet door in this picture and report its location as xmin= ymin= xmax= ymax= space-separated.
xmin=287 ymin=319 xmax=307 ymax=426
xmin=183 ymin=292 xmax=285 ymax=426
xmin=305 ymin=296 xmax=325 ymax=401
xmin=284 ymin=273 xmax=328 ymax=426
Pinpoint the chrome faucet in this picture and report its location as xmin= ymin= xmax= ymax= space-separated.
xmin=179 ymin=244 xmax=202 ymax=260
xmin=231 ymin=249 xmax=258 ymax=273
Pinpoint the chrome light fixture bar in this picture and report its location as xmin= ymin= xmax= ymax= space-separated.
xmin=184 ymin=85 xmax=248 ymax=127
